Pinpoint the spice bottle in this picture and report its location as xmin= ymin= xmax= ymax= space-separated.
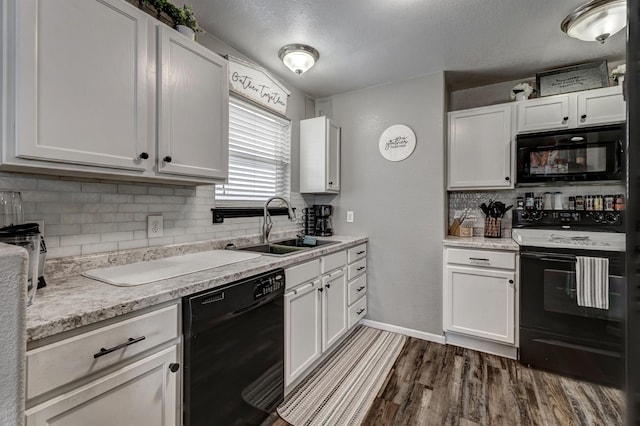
xmin=575 ymin=195 xmax=584 ymax=211
xmin=615 ymin=194 xmax=625 ymax=211
xmin=604 ymin=195 xmax=615 ymax=211
xmin=585 ymin=195 xmax=593 ymax=211
xmin=594 ymin=195 xmax=604 ymax=211
xmin=525 ymin=192 xmax=535 ymax=210
xmin=568 ymin=196 xmax=576 ymax=210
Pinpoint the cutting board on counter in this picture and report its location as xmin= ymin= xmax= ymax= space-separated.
xmin=83 ymin=250 xmax=262 ymax=286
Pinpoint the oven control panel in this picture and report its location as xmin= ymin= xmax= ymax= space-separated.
xmin=513 ymin=210 xmax=624 ymax=231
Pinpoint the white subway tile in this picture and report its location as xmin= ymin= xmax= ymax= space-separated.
xmin=81 ymin=223 xmax=118 ymax=234
xmin=174 ymin=188 xmax=197 ymax=196
xmin=118 ymin=184 xmax=148 ymax=195
xmin=101 ymin=231 xmax=134 ymax=242
xmin=81 ymin=242 xmax=118 ymax=255
xmin=37 ymin=180 xmax=82 ymax=192
xmin=43 ymin=236 xmax=60 ymax=248
xmin=82 ymin=183 xmax=118 ymax=193
xmin=60 ymin=192 xmax=102 ymax=203
xmin=134 ymin=195 xmax=164 ymax=204
xmin=173 ymin=234 xmax=199 ymax=244
xmin=148 ymin=187 xmax=175 ymax=196
xmin=149 ymin=236 xmax=175 ymax=247
xmin=100 ymin=213 xmax=134 ymax=223
xmin=60 ymin=233 xmax=100 ymax=247
xmin=46 ymin=224 xmax=82 ymax=236
xmin=48 ymin=246 xmax=82 ymax=258
xmin=117 ymin=222 xmax=147 ymax=232
xmin=134 ymin=230 xmax=147 ymax=240
xmin=60 ymin=213 xmax=102 ymax=225
xmin=0 ymin=176 xmax=38 ymax=190
xmin=134 ymin=213 xmax=149 ymax=222
xmin=118 ymin=239 xmax=149 ymax=250
xmin=102 ymin=194 xmax=134 ymax=203
xmin=119 ymin=203 xmax=148 ymax=213
xmin=20 ymin=191 xmax=62 ymax=203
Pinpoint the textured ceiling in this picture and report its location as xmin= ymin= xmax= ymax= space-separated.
xmin=189 ymin=0 xmax=626 ymax=99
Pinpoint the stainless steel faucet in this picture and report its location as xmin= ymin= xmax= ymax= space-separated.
xmin=263 ymin=196 xmax=296 ymax=243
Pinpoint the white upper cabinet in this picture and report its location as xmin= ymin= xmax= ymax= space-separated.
xmin=516 ymin=95 xmax=572 ymax=133
xmin=516 ymin=86 xmax=625 ymax=134
xmin=300 ymin=116 xmax=341 ymax=194
xmin=14 ymin=0 xmax=149 ymax=171
xmin=576 ymin=86 xmax=626 ymax=127
xmin=3 ymin=0 xmax=229 ymax=184
xmin=448 ymin=104 xmax=513 ymax=190
xmin=157 ymin=27 xmax=228 ymax=180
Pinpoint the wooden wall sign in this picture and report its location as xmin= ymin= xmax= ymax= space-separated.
xmin=227 ymin=56 xmax=290 ymax=115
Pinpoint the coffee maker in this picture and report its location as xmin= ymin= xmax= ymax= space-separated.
xmin=313 ymin=204 xmax=333 ymax=236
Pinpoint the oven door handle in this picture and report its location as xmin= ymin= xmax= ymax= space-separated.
xmin=521 ymin=252 xmax=576 ymax=263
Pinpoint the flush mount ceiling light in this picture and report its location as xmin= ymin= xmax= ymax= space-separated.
xmin=278 ymin=44 xmax=319 ymax=75
xmin=561 ymin=0 xmax=627 ymax=43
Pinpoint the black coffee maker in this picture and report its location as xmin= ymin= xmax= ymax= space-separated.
xmin=313 ymin=205 xmax=333 ymax=236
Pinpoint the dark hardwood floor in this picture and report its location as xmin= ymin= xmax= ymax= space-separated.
xmin=269 ymin=337 xmax=624 ymax=426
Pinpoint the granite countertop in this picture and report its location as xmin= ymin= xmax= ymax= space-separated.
xmin=443 ymin=235 xmax=520 ymax=251
xmin=26 ymin=235 xmax=367 ymax=343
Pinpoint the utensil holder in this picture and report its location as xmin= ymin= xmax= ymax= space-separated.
xmin=484 ymin=217 xmax=502 ymax=238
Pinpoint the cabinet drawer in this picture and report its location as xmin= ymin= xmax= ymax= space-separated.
xmin=446 ymin=248 xmax=515 ymax=269
xmin=347 ymin=244 xmax=367 ymax=263
xmin=348 ymin=274 xmax=367 ymax=306
xmin=348 ymin=258 xmax=367 ymax=280
xmin=27 ymin=304 xmax=179 ymax=400
xmin=321 ymin=250 xmax=347 ymax=273
xmin=285 ymin=259 xmax=320 ymax=290
xmin=348 ymin=297 xmax=367 ymax=329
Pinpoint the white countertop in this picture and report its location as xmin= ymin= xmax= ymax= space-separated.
xmin=443 ymin=236 xmax=520 ymax=251
xmin=26 ymin=235 xmax=367 ymax=343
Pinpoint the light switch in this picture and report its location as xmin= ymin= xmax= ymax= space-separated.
xmin=347 ymin=211 xmax=354 ymax=223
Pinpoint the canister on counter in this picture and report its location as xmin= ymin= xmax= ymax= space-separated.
xmin=604 ymin=195 xmax=615 ymax=211
xmin=568 ymin=196 xmax=576 ymax=210
xmin=575 ymin=195 xmax=584 ymax=211
xmin=615 ymin=194 xmax=625 ymax=211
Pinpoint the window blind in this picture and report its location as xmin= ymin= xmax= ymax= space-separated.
xmin=216 ymin=97 xmax=291 ymax=204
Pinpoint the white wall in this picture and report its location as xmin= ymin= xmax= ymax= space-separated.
xmin=319 ymin=72 xmax=446 ymax=335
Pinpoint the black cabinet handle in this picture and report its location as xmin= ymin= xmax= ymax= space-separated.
xmin=509 ymin=279 xmax=514 ymax=284
xmin=163 ymin=156 xmax=172 ymax=163
xmin=139 ymin=152 xmax=149 ymax=160
xmin=326 ymin=283 xmax=331 ymax=289
xmin=357 ymin=286 xmax=365 ymax=292
xmin=356 ymin=309 xmax=365 ymax=315
xmin=357 ymin=251 xmax=365 ymax=255
xmin=505 ymin=176 xmax=510 ymax=181
xmin=562 ymin=116 xmax=569 ymax=122
xmin=328 ymin=181 xmax=334 ymax=185
xmin=357 ymin=266 xmax=365 ymax=271
xmin=93 ymin=336 xmax=146 ymax=359
xmin=318 ymin=288 xmax=323 ymax=293
xmin=581 ymin=114 xmax=587 ymax=120
xmin=169 ymin=363 xmax=180 ymax=373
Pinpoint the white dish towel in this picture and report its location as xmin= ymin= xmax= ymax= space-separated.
xmin=576 ymin=256 xmax=609 ymax=309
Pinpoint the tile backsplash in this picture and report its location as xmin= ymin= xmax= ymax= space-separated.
xmin=448 ymin=183 xmax=625 ymax=236
xmin=0 ymin=172 xmax=306 ymax=258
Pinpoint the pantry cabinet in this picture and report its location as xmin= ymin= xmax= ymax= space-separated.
xmin=448 ymin=105 xmax=514 ymax=190
xmin=2 ymin=0 xmax=229 ymax=184
xmin=516 ymin=86 xmax=625 ymax=133
xmin=300 ymin=116 xmax=341 ymax=194
xmin=443 ymin=247 xmax=517 ymax=345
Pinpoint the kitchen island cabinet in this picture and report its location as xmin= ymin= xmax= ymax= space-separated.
xmin=3 ymin=0 xmax=228 ymax=185
xmin=25 ymin=302 xmax=181 ymax=426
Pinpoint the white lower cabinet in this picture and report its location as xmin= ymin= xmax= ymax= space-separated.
xmin=25 ymin=303 xmax=181 ymax=426
xmin=443 ymin=247 xmax=517 ymax=347
xmin=25 ymin=345 xmax=179 ymax=426
xmin=284 ymin=250 xmax=353 ymax=388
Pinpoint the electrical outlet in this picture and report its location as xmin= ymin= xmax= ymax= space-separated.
xmin=346 ymin=211 xmax=354 ymax=223
xmin=147 ymin=215 xmax=164 ymax=238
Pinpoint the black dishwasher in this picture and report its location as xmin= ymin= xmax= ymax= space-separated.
xmin=182 ymin=269 xmax=285 ymax=426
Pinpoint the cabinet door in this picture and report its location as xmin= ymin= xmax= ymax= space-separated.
xmin=284 ymin=280 xmax=321 ymax=387
xmin=15 ymin=0 xmax=149 ymax=171
xmin=157 ymin=27 xmax=228 ymax=180
xmin=443 ymin=265 xmax=515 ymax=344
xmin=516 ymin=95 xmax=572 ymax=132
xmin=25 ymin=345 xmax=180 ymax=426
xmin=448 ymin=105 xmax=513 ymax=190
xmin=577 ymin=87 xmax=626 ymax=127
xmin=322 ymin=269 xmax=347 ymax=351
xmin=327 ymin=119 xmax=341 ymax=191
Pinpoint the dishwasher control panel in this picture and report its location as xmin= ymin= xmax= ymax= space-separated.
xmin=253 ymin=272 xmax=285 ymax=300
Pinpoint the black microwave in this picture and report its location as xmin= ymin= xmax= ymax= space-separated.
xmin=516 ymin=124 xmax=625 ymax=184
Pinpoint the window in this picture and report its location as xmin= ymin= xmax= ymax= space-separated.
xmin=215 ymin=97 xmax=291 ymax=204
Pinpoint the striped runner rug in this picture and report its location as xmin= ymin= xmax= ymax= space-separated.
xmin=277 ymin=325 xmax=406 ymax=426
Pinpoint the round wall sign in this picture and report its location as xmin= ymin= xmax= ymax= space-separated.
xmin=378 ymin=124 xmax=416 ymax=162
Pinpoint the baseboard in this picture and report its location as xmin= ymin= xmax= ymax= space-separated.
xmin=445 ymin=332 xmax=518 ymax=360
xmin=359 ymin=319 xmax=446 ymax=344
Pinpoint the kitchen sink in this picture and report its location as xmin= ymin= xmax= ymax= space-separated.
xmin=236 ymin=238 xmax=339 ymax=256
